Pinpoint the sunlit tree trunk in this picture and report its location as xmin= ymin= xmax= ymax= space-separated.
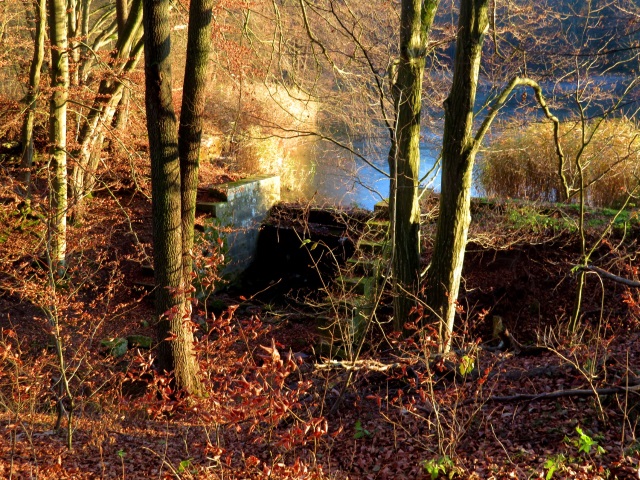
xmin=427 ymin=0 xmax=489 ymax=352
xmin=20 ymin=0 xmax=47 ymax=192
xmin=79 ymin=0 xmax=115 ymax=85
xmin=143 ymin=0 xmax=200 ymax=394
xmin=48 ymin=0 xmax=70 ymax=267
xmin=113 ymin=0 xmax=131 ymax=130
xmin=179 ymin=0 xmax=214 ymax=301
xmin=67 ymin=0 xmax=80 ymax=87
xmin=116 ymin=0 xmax=128 ymax=32
xmin=389 ymin=0 xmax=438 ymax=331
xmin=112 ymin=81 xmax=131 ymax=132
xmin=67 ymin=0 xmax=83 ymax=144
xmin=79 ymin=0 xmax=91 ymax=81
xmin=70 ymin=0 xmax=142 ymax=209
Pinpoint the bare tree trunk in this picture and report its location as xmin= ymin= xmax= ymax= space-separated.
xmin=115 ymin=0 xmax=128 ymax=32
xmin=79 ymin=0 xmax=115 ymax=85
xmin=70 ymin=0 xmax=142 ymax=209
xmin=143 ymin=0 xmax=199 ymax=394
xmin=67 ymin=0 xmax=82 ymax=143
xmin=67 ymin=0 xmax=80 ymax=87
xmin=48 ymin=0 xmax=69 ymax=268
xmin=389 ymin=0 xmax=439 ymax=331
xmin=179 ymin=0 xmax=214 ymax=302
xmin=20 ymin=0 xmax=46 ymax=192
xmin=112 ymin=84 xmax=131 ymax=130
xmin=113 ymin=0 xmax=131 ymax=130
xmin=427 ymin=0 xmax=489 ymax=353
xmin=79 ymin=0 xmax=91 ymax=81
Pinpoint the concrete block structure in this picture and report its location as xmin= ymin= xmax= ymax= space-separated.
xmin=197 ymin=174 xmax=281 ymax=279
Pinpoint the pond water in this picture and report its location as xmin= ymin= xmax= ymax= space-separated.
xmin=294 ymin=75 xmax=638 ymax=210
xmin=293 ymin=130 xmax=481 ymax=211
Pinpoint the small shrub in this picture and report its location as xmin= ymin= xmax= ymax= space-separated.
xmin=543 ymin=453 xmax=566 ymax=479
xmin=353 ymin=419 xmax=372 ymax=439
xmin=564 ymin=426 xmax=605 ymax=456
xmin=505 ymin=203 xmax=575 ymax=233
xmin=421 ymin=456 xmax=457 ymax=479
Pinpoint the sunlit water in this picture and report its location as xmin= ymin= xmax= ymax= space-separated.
xmin=294 ymin=75 xmax=638 ymax=210
xmin=294 ymin=131 xmax=481 ymax=211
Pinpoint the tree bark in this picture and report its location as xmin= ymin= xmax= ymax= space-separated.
xmin=389 ymin=0 xmax=439 ymax=331
xmin=179 ymin=0 xmax=214 ymax=302
xmin=79 ymin=2 xmax=117 ymax=85
xmin=427 ymin=0 xmax=489 ymax=352
xmin=67 ymin=0 xmax=80 ymax=87
xmin=143 ymin=0 xmax=199 ymax=394
xmin=113 ymin=0 xmax=131 ymax=130
xmin=20 ymin=0 xmax=47 ymax=192
xmin=70 ymin=0 xmax=142 ymax=207
xmin=79 ymin=0 xmax=91 ymax=80
xmin=116 ymin=0 xmax=129 ymax=33
xmin=48 ymin=0 xmax=70 ymax=267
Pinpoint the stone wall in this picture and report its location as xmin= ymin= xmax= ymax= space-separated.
xmin=197 ymin=175 xmax=280 ymax=279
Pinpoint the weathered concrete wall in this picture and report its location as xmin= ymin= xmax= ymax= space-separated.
xmin=197 ymin=175 xmax=280 ymax=279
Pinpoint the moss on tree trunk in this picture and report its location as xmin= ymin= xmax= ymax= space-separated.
xmin=48 ymin=0 xmax=69 ymax=267
xmin=20 ymin=0 xmax=46 ymax=191
xmin=389 ymin=0 xmax=439 ymax=331
xmin=427 ymin=0 xmax=489 ymax=352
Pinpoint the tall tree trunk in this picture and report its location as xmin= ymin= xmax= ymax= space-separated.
xmin=389 ymin=0 xmax=439 ymax=331
xmin=113 ymin=0 xmax=131 ymax=130
xmin=179 ymin=0 xmax=214 ymax=302
xmin=116 ymin=0 xmax=129 ymax=32
xmin=67 ymin=0 xmax=82 ymax=143
xmin=79 ymin=0 xmax=91 ymax=82
xmin=20 ymin=0 xmax=47 ymax=192
xmin=79 ymin=0 xmax=115 ymax=85
xmin=427 ymin=0 xmax=489 ymax=352
xmin=48 ymin=0 xmax=70 ymax=267
xmin=70 ymin=0 xmax=142 ymax=208
xmin=67 ymin=0 xmax=80 ymax=87
xmin=112 ymin=83 xmax=131 ymax=130
xmin=143 ymin=0 xmax=199 ymax=394
xmin=74 ymin=42 xmax=143 ymax=199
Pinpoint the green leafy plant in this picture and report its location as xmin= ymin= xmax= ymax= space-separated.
xmin=300 ymin=238 xmax=320 ymax=250
xmin=421 ymin=456 xmax=456 ymax=479
xmin=178 ymin=458 xmax=194 ymax=474
xmin=625 ymin=440 xmax=640 ymax=456
xmin=505 ymin=204 xmax=574 ymax=234
xmin=353 ymin=419 xmax=372 ymax=439
xmin=564 ymin=426 xmax=605 ymax=455
xmin=543 ymin=453 xmax=566 ymax=479
xmin=117 ymin=449 xmax=126 ymax=480
xmin=459 ymin=355 xmax=475 ymax=376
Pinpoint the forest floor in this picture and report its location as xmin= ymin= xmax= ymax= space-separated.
xmin=1 ymin=148 xmax=640 ymax=479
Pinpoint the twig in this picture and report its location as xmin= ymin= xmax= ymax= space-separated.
xmin=315 ymin=359 xmax=404 ymax=372
xmin=141 ymin=446 xmax=182 ymax=479
xmin=473 ymin=383 xmax=640 ymax=405
xmin=582 ymin=265 xmax=640 ymax=288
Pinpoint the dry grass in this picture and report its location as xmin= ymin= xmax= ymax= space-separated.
xmin=478 ymin=118 xmax=640 ymax=208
